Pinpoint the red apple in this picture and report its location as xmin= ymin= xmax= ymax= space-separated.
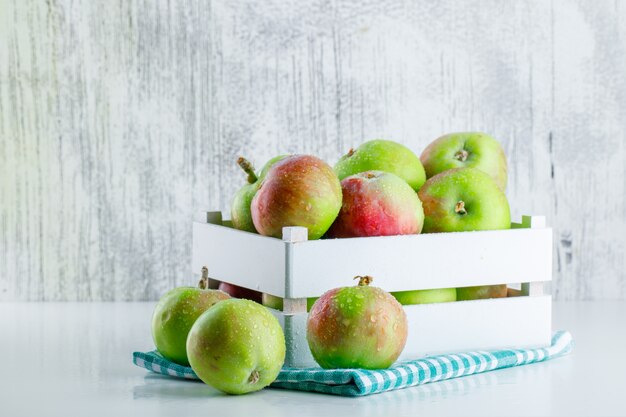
xmin=218 ymin=282 xmax=262 ymax=303
xmin=327 ymin=171 xmax=424 ymax=238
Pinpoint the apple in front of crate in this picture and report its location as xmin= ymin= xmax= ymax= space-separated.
xmin=251 ymin=155 xmax=342 ymax=240
xmin=218 ymin=282 xmax=263 ymax=303
xmin=307 ymin=276 xmax=408 ymax=369
xmin=187 ymin=299 xmax=286 ymax=395
xmin=418 ymin=167 xmax=510 ymax=300
xmin=391 ymin=287 xmax=457 ymax=305
xmin=231 ymin=155 xmax=288 ymax=233
xmin=327 ymin=171 xmax=424 ymax=238
xmin=152 ymin=284 xmax=230 ymax=366
xmin=335 ymin=139 xmax=426 ymax=191
xmin=420 ymin=132 xmax=508 ymax=190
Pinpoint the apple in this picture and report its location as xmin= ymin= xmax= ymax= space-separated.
xmin=420 ymin=132 xmax=508 ymax=190
xmin=186 ymin=299 xmax=286 ymax=395
xmin=262 ymin=293 xmax=318 ymax=311
xmin=231 ymin=155 xmax=287 ymax=233
xmin=417 ymin=167 xmax=510 ymax=233
xmin=306 ymin=276 xmax=408 ymax=369
xmin=391 ymin=287 xmax=456 ymax=305
xmin=418 ymin=168 xmax=510 ymax=300
xmin=456 ymin=284 xmax=508 ymax=301
xmin=327 ymin=171 xmax=424 ymax=238
xmin=251 ymin=155 xmax=342 ymax=240
xmin=151 ymin=273 xmax=230 ymax=366
xmin=218 ymin=282 xmax=262 ymax=303
xmin=334 ymin=139 xmax=426 ymax=191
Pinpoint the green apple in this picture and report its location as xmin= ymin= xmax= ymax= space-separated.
xmin=231 ymin=155 xmax=287 ymax=233
xmin=418 ymin=168 xmax=510 ymax=300
xmin=152 ymin=282 xmax=230 ymax=366
xmin=417 ymin=167 xmax=510 ymax=233
xmin=186 ymin=299 xmax=286 ymax=395
xmin=420 ymin=132 xmax=507 ymax=190
xmin=391 ymin=288 xmax=457 ymax=305
xmin=334 ymin=140 xmax=426 ymax=191
xmin=230 ymin=184 xmax=257 ymax=232
xmin=456 ymin=284 xmax=508 ymax=301
xmin=262 ymin=293 xmax=318 ymax=311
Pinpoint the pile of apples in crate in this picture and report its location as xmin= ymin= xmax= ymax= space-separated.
xmin=151 ymin=132 xmax=511 ymax=394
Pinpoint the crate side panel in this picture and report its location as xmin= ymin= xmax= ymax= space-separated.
xmin=267 ymin=309 xmax=316 ymax=367
xmin=290 ymin=228 xmax=552 ymax=297
xmin=400 ymin=295 xmax=552 ymax=358
xmin=192 ymin=222 xmax=287 ymax=297
xmin=270 ymin=296 xmax=552 ymax=368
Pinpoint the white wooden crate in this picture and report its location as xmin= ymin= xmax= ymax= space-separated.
xmin=192 ymin=212 xmax=552 ymax=368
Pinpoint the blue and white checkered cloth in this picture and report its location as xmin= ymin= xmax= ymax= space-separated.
xmin=133 ymin=330 xmax=572 ymax=396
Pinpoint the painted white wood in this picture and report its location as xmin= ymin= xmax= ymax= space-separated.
xmin=400 ymin=295 xmax=552 ymax=359
xmin=514 ymin=215 xmax=548 ymax=295
xmin=282 ymin=298 xmax=307 ymax=314
xmin=3 ymin=0 xmax=624 ymax=301
xmin=191 ymin=222 xmax=287 ymax=297
xmin=282 ymin=227 xmax=308 ymax=243
xmin=269 ymin=307 xmax=314 ymax=368
xmin=282 ymin=226 xmax=309 ymax=301
xmin=288 ymin=228 xmax=552 ymax=297
xmin=522 ymin=282 xmax=545 ymax=297
xmin=193 ymin=215 xmax=552 ymax=297
xmin=283 ymin=313 xmax=314 ymax=368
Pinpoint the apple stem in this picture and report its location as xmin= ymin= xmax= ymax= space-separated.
xmin=198 ymin=266 xmax=209 ymax=289
xmin=354 ymin=275 xmax=374 ymax=286
xmin=237 ymin=157 xmax=258 ymax=184
xmin=346 ymin=148 xmax=355 ymax=157
xmin=454 ymin=149 xmax=469 ymax=162
xmin=455 ymin=201 xmax=467 ymax=215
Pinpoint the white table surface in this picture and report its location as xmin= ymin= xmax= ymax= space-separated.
xmin=2 ymin=301 xmax=625 ymax=417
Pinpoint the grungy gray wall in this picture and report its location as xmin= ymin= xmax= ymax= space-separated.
xmin=1 ymin=0 xmax=625 ymax=301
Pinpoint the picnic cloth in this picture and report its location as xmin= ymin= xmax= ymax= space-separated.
xmin=133 ymin=330 xmax=572 ymax=397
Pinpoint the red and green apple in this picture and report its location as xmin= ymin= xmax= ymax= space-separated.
xmin=306 ymin=276 xmax=408 ymax=369
xmin=251 ymin=155 xmax=342 ymax=240
xmin=327 ymin=171 xmax=424 ymax=238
